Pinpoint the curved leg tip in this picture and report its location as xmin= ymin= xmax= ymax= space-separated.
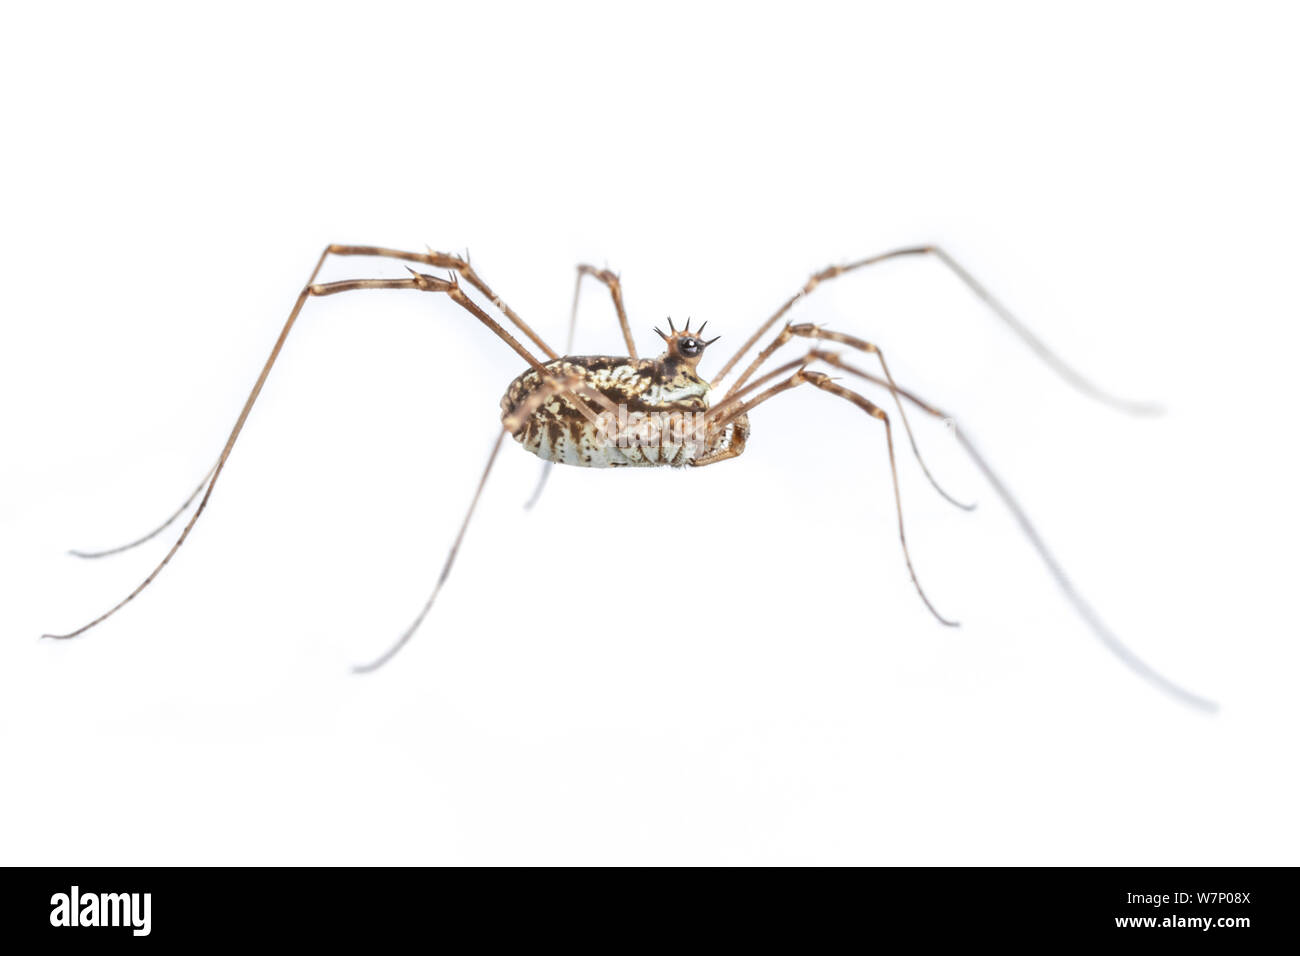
xmin=926 ymin=476 xmax=978 ymax=513
xmin=1165 ymin=686 xmax=1220 ymax=714
xmin=1108 ymin=397 xmax=1166 ymax=417
xmin=920 ymin=469 xmax=978 ymax=513
xmin=67 ymin=547 xmax=124 ymax=560
xmin=350 ymin=643 xmax=407 ymax=675
xmin=922 ymin=602 xmax=961 ymax=629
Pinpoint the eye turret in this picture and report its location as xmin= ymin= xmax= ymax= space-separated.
xmin=652 ymin=318 xmax=720 ymax=365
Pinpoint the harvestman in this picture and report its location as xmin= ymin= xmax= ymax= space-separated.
xmin=43 ymin=244 xmax=1216 ymax=711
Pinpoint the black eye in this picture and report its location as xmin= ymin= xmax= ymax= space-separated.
xmin=679 ymin=337 xmax=701 ymax=356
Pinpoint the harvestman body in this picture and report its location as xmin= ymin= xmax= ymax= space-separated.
xmin=45 ymin=244 xmax=1216 ymax=711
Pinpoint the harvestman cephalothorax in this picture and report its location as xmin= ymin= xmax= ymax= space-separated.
xmin=43 ymin=243 xmax=1216 ymax=711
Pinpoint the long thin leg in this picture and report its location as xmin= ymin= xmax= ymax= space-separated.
xmin=353 ymin=431 xmax=506 ymax=673
xmin=708 ymin=367 xmax=957 ymax=628
xmin=359 ymin=365 xmax=627 ymax=672
xmin=68 ymin=463 xmax=217 ymax=558
xmin=43 ymin=254 xmax=599 ymax=642
xmin=322 ymin=244 xmax=559 ymax=360
xmin=720 ymin=321 xmax=975 ymax=511
xmin=360 ymin=362 xmax=623 ymax=671
xmin=710 ymin=245 xmax=1161 ymax=415
xmin=524 ymin=262 xmax=636 ymax=510
xmin=569 ymin=265 xmax=637 ymax=357
xmin=65 ymin=244 xmax=565 ymax=561
xmin=788 ymin=352 xmax=1218 ymax=713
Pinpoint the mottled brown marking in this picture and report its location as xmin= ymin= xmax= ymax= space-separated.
xmin=500 ymin=331 xmax=746 ymax=469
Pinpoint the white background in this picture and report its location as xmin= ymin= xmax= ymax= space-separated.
xmin=2 ymin=2 xmax=1297 ymax=865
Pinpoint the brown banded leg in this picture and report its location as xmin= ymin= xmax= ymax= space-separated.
xmin=321 ymin=244 xmax=559 ymax=360
xmin=43 ymin=252 xmax=604 ymax=644
xmin=67 ymin=244 xmax=567 ymax=561
xmin=705 ymin=367 xmax=958 ymax=628
xmin=502 ymin=370 xmax=619 ymax=433
xmin=524 ymin=263 xmax=637 ymax=509
xmin=711 ymin=245 xmax=1161 ymax=415
xmin=568 ymin=265 xmax=637 ymax=358
xmin=723 ymin=322 xmax=974 ymax=511
xmin=723 ymin=353 xmax=1216 ymax=712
